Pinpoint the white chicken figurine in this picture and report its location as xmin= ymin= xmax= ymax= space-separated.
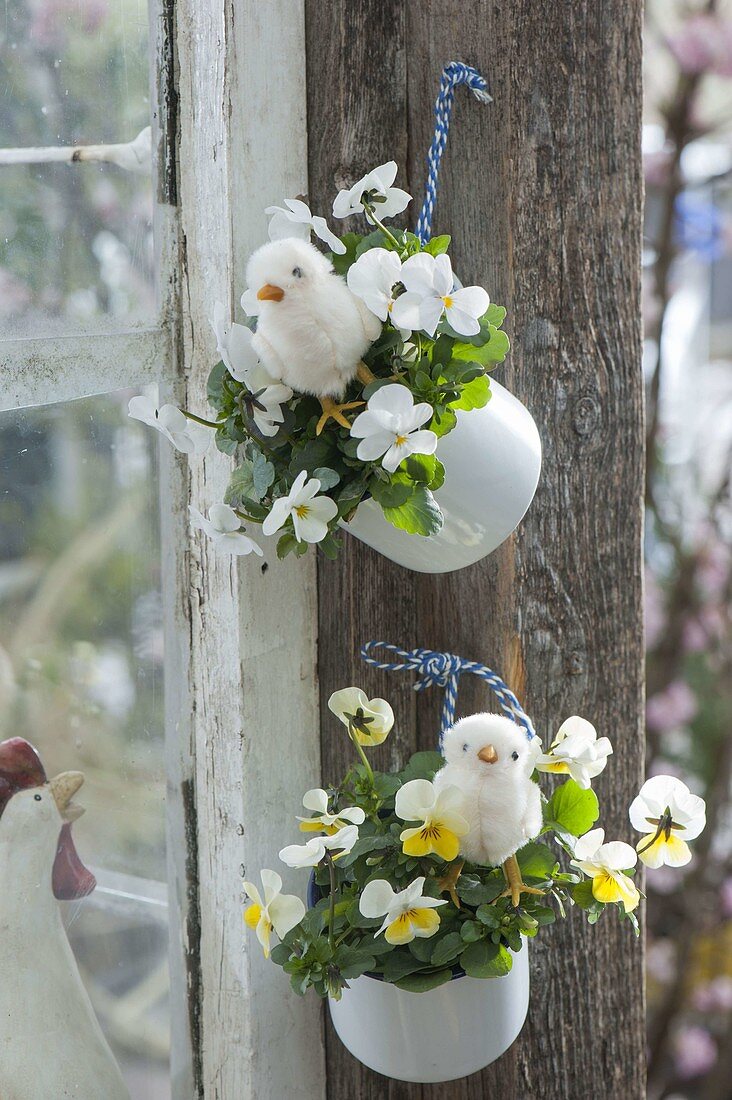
xmin=433 ymin=714 xmax=545 ymax=906
xmin=0 ymin=738 xmax=130 ymax=1100
xmin=245 ymin=238 xmax=382 ymax=433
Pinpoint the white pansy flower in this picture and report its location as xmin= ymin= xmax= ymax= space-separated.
xmin=346 ymin=248 xmax=403 ymax=321
xmin=333 ymin=161 xmax=411 ymax=222
xmin=395 ymin=779 xmax=470 ymax=862
xmin=350 ymin=383 xmax=437 ymax=474
xmin=535 ymin=716 xmax=613 ymax=790
xmin=297 ymin=788 xmax=366 ymax=834
xmin=571 ymin=828 xmax=640 ymax=912
xmin=390 ymin=253 xmax=489 ymax=337
xmin=279 ymin=824 xmax=359 ymax=869
xmin=359 ymin=876 xmax=446 ymax=945
xmin=327 ymin=686 xmax=395 ymax=746
xmin=210 ymin=302 xmax=292 ymax=437
xmin=266 ymin=197 xmax=346 ymax=254
xmin=243 ymin=869 xmax=305 ymax=958
xmin=189 ymin=504 xmax=263 ymax=557
xmin=262 ymin=470 xmax=338 ymax=544
xmin=629 ymin=774 xmax=706 ymax=869
xmin=210 ymin=300 xmax=259 ymax=378
xmin=128 ymin=395 xmax=211 ymax=455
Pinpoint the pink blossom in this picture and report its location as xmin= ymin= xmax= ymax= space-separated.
xmin=647 ymin=938 xmax=677 ymax=985
xmin=667 ymin=15 xmax=732 ymax=78
xmin=646 ymin=680 xmax=697 ymax=734
xmin=674 ymin=1025 xmax=717 ymax=1079
xmin=682 ymin=616 xmax=707 ymax=653
xmin=721 ymin=877 xmax=732 ymax=918
xmin=645 ymin=571 xmax=667 ymax=650
xmin=693 ymin=977 xmax=732 ymax=1013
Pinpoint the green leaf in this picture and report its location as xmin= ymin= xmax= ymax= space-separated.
xmin=460 ymin=920 xmax=483 ymax=942
xmin=334 ymin=945 xmax=376 ymax=980
xmin=289 ymin=437 xmax=336 ymax=477
xmin=571 ymin=880 xmax=596 ymax=910
xmin=407 ymin=936 xmax=436 ymax=963
xmin=461 ymin=941 xmax=513 ymax=979
xmin=423 ymin=235 xmax=451 ymax=256
xmin=403 ymin=453 xmax=445 ymax=491
xmin=381 ymin=950 xmax=425 ymax=983
xmin=398 ymin=751 xmax=445 ymax=783
xmin=429 ymin=407 xmax=457 ymax=438
xmin=486 ymin=303 xmax=507 ymax=327
xmin=382 ymin=486 xmax=443 ymax=536
xmin=276 ymin=532 xmax=300 ymax=560
xmin=369 ymin=476 xmax=414 ymax=510
xmin=225 ymin=461 xmax=256 ymax=505
xmin=252 ymin=451 xmax=275 ymax=497
xmin=456 ymin=874 xmax=505 ymax=907
xmin=451 ymin=375 xmax=491 ymax=411
xmin=548 ymin=780 xmax=600 ymax=838
xmin=313 ymin=466 xmax=340 ymax=490
xmin=516 ymin=841 xmax=556 ymax=881
xmin=395 ymin=969 xmax=453 ymax=993
xmin=430 ymin=933 xmax=465 ymax=968
xmin=207 ymin=361 xmax=228 ymax=407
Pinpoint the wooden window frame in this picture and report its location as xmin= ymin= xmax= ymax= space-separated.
xmin=0 ymin=3 xmax=325 ymax=1096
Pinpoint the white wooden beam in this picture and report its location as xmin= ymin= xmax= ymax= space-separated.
xmin=165 ymin=3 xmax=324 ymax=1098
xmin=0 ymin=328 xmax=174 ymax=412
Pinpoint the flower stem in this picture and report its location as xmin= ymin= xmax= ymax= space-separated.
xmin=348 ymin=720 xmax=375 ymax=786
xmin=182 ymin=410 xmax=220 ymax=429
xmin=363 ymin=203 xmax=403 ymax=253
xmin=234 ymin=508 xmax=263 ymax=526
xmin=326 ymin=854 xmax=337 ymax=951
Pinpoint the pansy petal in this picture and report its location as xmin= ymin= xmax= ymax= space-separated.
xmin=359 ymin=877 xmax=396 ymax=918
xmin=260 ymin=868 xmax=283 ymax=904
xmin=262 ymin=496 xmax=293 ymax=536
xmin=269 ymin=892 xmax=306 ymax=938
xmin=451 ymin=284 xmax=490 ymax=318
xmin=302 ymin=788 xmax=330 ymax=815
xmin=395 ymin=778 xmax=435 ymax=822
xmin=409 ymin=908 xmax=441 ymax=938
xmin=444 ymin=304 xmax=481 ymax=336
xmin=389 ymin=292 xmax=424 ymax=333
xmin=418 ymin=295 xmax=447 ymax=338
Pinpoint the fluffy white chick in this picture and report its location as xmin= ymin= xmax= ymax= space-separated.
xmin=245 ymin=239 xmax=382 ymax=433
xmin=433 ymin=713 xmax=544 ymax=906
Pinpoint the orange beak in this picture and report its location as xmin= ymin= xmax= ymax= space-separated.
xmin=478 ymin=744 xmax=498 ymax=764
xmin=257 ymin=283 xmax=285 ymax=302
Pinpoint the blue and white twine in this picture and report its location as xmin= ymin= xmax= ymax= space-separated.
xmin=360 ymin=641 xmax=536 ymax=750
xmin=415 ymin=61 xmax=493 ymax=245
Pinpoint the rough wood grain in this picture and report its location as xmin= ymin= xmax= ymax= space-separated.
xmin=307 ymin=2 xmax=645 ymax=1098
xmin=168 ymin=3 xmax=325 ymax=1097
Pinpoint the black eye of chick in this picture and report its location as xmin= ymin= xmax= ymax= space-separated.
xmin=462 ymin=743 xmax=469 ymax=753
xmin=34 ymin=794 xmax=42 ymax=801
xmin=292 ymin=266 xmax=302 ymax=278
xmin=511 ymin=751 xmax=519 ymax=761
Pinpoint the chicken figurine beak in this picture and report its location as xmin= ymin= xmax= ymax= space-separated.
xmin=50 ymin=771 xmax=86 ymax=823
xmin=478 ymin=744 xmax=498 ymax=764
xmin=257 ymin=283 xmax=285 ymax=302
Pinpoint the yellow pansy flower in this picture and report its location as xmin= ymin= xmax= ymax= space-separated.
xmin=395 ymin=778 xmax=469 ymax=862
xmin=242 ymin=869 xmax=305 ymax=958
xmin=629 ymin=774 xmax=706 ymax=868
xmin=296 ymin=787 xmax=366 ymax=834
xmin=328 ymin=687 xmax=394 ymax=746
xmin=359 ymin=876 xmax=446 ymax=945
xmin=571 ymin=828 xmax=640 ymax=913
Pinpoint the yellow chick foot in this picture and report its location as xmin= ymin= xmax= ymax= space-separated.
xmin=316 ymin=396 xmax=364 ymax=436
xmin=437 ymin=859 xmax=465 ymax=909
xmin=498 ymin=853 xmax=547 ymax=908
xmin=356 ymin=360 xmax=377 ymax=385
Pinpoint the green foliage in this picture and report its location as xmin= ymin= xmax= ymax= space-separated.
xmin=545 ymin=779 xmax=600 ymax=839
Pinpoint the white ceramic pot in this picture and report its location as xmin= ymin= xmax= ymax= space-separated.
xmin=343 ymin=379 xmax=541 ymax=573
xmin=328 ymin=941 xmax=530 ymax=1083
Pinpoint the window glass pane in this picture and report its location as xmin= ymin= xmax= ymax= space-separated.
xmin=0 ymin=390 xmax=169 ymax=1097
xmin=0 ymin=0 xmax=155 ymax=337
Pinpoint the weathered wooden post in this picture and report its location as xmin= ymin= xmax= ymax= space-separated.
xmin=307 ymin=2 xmax=646 ymax=1097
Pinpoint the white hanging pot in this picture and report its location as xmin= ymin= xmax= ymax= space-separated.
xmin=342 ymin=379 xmax=541 ymax=573
xmin=328 ymin=941 xmax=530 ymax=1083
